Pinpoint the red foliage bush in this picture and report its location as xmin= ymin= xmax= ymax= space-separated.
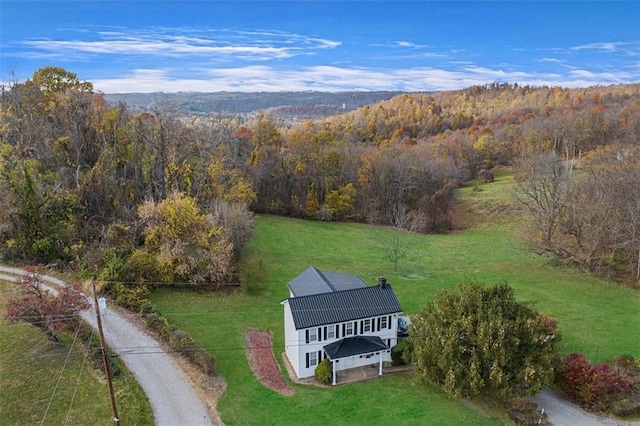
xmin=4 ymin=267 xmax=88 ymax=343
xmin=558 ymin=353 xmax=630 ymax=412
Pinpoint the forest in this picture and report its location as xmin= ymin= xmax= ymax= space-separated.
xmin=1 ymin=67 xmax=639 ymax=286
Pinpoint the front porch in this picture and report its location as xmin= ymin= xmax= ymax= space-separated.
xmin=283 ymin=353 xmax=413 ymax=386
xmin=323 ymin=335 xmax=390 ymax=385
xmin=334 ymin=363 xmax=413 ymax=384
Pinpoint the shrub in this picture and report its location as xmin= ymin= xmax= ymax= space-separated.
xmin=111 ymin=282 xmax=150 ymax=311
xmin=505 ymin=398 xmax=548 ymax=426
xmin=144 ymin=311 xmax=170 ymax=338
xmin=558 ymin=353 xmax=631 ymax=412
xmin=139 ymin=300 xmax=154 ymax=315
xmin=315 ymin=358 xmax=332 ymax=384
xmin=142 ymin=304 xmax=215 ymax=376
xmin=170 ymin=328 xmax=192 ymax=351
xmin=391 ymin=338 xmax=411 ymax=366
xmin=610 ymin=398 xmax=640 ymax=418
xmin=122 ymin=249 xmax=172 ymax=284
xmin=189 ymin=347 xmax=216 ymax=376
xmin=93 ymin=247 xmax=127 ymax=282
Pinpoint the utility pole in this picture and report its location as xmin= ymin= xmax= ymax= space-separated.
xmin=92 ymin=281 xmax=120 ymax=426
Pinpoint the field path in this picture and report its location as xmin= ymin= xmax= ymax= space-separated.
xmin=0 ymin=265 xmax=219 ymax=426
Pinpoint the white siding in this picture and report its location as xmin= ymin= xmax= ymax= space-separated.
xmin=284 ymin=312 xmax=402 ymax=379
xmin=283 ymin=301 xmax=300 ymax=378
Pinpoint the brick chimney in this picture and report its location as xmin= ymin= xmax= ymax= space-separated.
xmin=378 ymin=276 xmax=387 ymax=288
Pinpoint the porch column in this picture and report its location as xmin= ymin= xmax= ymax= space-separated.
xmin=379 ymin=353 xmax=383 ymax=376
xmin=332 ymin=360 xmax=337 ymax=385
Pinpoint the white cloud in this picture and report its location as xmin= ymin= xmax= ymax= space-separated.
xmin=92 ymin=64 xmax=636 ymax=94
xmin=395 ymin=40 xmax=429 ymax=49
xmin=18 ymin=27 xmax=341 ymax=62
xmin=571 ymin=42 xmax=621 ymax=52
xmin=539 ymin=57 xmax=564 ymax=63
xmin=569 ymin=69 xmax=633 ymax=82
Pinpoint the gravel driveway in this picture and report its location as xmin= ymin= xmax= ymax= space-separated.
xmin=0 ymin=266 xmax=217 ymax=426
xmin=529 ymin=389 xmax=640 ymax=426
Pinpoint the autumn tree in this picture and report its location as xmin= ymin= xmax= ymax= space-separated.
xmin=411 ymin=283 xmax=557 ymax=399
xmin=248 ymin=113 xmax=290 ymax=213
xmin=137 ymin=192 xmax=235 ymax=284
xmin=4 ymin=266 xmax=88 ymax=343
xmin=31 ymin=66 xmax=93 ymax=96
xmin=0 ymin=145 xmax=83 ymax=262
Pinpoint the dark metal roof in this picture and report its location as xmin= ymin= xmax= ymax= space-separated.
xmin=323 ymin=336 xmax=389 ymax=359
xmin=286 ymin=284 xmax=402 ymax=329
xmin=287 ymin=267 xmax=368 ymax=297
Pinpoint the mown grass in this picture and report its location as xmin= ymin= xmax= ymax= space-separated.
xmin=0 ymin=283 xmax=153 ymax=426
xmin=150 ymin=172 xmax=640 ymax=425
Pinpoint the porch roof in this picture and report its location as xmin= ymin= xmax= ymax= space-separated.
xmin=323 ymin=336 xmax=388 ymax=359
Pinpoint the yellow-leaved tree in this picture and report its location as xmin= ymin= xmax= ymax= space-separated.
xmin=138 ymin=192 xmax=234 ymax=285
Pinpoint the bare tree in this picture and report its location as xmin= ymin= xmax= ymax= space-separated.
xmin=375 ymin=203 xmax=426 ymax=272
xmin=513 ymin=151 xmax=571 ymax=249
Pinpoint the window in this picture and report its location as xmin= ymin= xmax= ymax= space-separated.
xmin=380 ymin=316 xmax=388 ymax=329
xmin=327 ymin=326 xmax=335 ymax=339
xmin=364 ymin=319 xmax=371 ymax=333
xmin=346 ymin=322 xmax=353 ymax=336
xmin=309 ymin=328 xmax=317 ymax=342
xmin=309 ymin=351 xmax=317 ymax=367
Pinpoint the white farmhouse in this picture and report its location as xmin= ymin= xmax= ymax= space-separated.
xmin=281 ymin=267 xmax=403 ymax=385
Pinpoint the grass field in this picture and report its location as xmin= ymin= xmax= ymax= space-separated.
xmin=149 ymin=172 xmax=640 ymax=425
xmin=0 ymin=283 xmax=153 ymax=426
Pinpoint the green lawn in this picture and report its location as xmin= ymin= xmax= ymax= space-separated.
xmin=0 ymin=283 xmax=153 ymax=426
xmin=150 ymin=174 xmax=640 ymax=425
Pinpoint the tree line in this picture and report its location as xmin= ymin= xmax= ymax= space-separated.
xmin=1 ymin=67 xmax=639 ymax=285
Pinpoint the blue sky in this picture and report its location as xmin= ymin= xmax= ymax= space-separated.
xmin=1 ymin=1 xmax=639 ymax=93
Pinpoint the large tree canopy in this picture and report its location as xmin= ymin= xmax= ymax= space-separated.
xmin=410 ymin=282 xmax=557 ymax=399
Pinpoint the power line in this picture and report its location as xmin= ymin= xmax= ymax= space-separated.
xmin=39 ymin=322 xmax=82 ymax=426
xmin=65 ymin=327 xmax=95 ymax=426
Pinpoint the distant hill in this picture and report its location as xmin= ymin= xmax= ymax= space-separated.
xmin=104 ymin=91 xmax=405 ymax=119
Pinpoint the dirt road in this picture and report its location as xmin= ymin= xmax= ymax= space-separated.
xmin=0 ymin=266 xmax=218 ymax=426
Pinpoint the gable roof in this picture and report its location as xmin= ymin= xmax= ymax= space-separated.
xmin=323 ymin=336 xmax=388 ymax=359
xmin=286 ymin=284 xmax=402 ymax=329
xmin=287 ymin=266 xmax=368 ymax=297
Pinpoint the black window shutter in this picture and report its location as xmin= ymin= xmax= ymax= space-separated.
xmin=335 ymin=324 xmax=340 ymax=338
xmin=305 ymin=353 xmax=309 ymax=368
xmin=377 ymin=317 xmax=381 ymax=331
xmin=318 ymin=351 xmax=322 ymax=363
xmin=388 ymin=315 xmax=391 ymax=329
xmin=323 ymin=326 xmax=327 ymax=340
xmin=318 ymin=327 xmax=322 ymax=341
xmin=354 ymin=321 xmax=358 ymax=335
xmin=342 ymin=323 xmax=345 ymax=336
xmin=305 ymin=330 xmax=309 ymax=344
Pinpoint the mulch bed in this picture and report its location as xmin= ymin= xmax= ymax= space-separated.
xmin=244 ymin=328 xmax=294 ymax=395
